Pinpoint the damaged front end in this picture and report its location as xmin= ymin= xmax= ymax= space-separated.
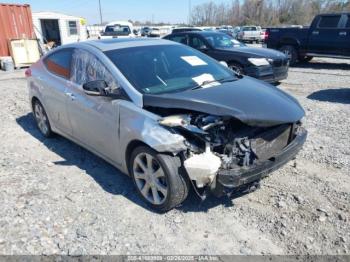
xmin=157 ymin=113 xmax=307 ymax=198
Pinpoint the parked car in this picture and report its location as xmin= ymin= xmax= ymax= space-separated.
xmin=218 ymin=29 xmax=234 ymax=37
xmin=26 ymin=38 xmax=306 ymax=211
xmin=164 ymin=31 xmax=289 ymax=83
xmin=99 ymin=21 xmax=136 ymax=39
xmin=171 ymin=27 xmax=202 ymax=34
xmin=148 ymin=28 xmax=161 ymax=38
xmin=265 ymin=13 xmax=350 ymax=65
xmin=141 ymin=26 xmax=152 ymax=37
xmin=232 ymin=26 xmax=241 ymax=39
xmin=237 ymin=26 xmax=262 ymax=43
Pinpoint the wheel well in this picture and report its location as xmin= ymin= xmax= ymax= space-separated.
xmin=278 ymin=40 xmax=299 ymax=50
xmin=125 ymin=140 xmax=149 ymax=174
xmin=228 ymin=60 xmax=243 ymax=67
xmin=31 ymin=96 xmax=40 ymax=111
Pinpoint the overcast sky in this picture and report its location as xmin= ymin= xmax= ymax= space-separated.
xmin=5 ymin=0 xmax=231 ymax=24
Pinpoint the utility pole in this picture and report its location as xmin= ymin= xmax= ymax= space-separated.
xmin=188 ymin=0 xmax=192 ymax=25
xmin=98 ymin=0 xmax=103 ymax=25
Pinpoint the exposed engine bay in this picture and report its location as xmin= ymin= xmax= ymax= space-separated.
xmin=155 ymin=110 xmax=303 ymax=190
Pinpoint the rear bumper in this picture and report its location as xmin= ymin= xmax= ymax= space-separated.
xmin=211 ymin=127 xmax=307 ymax=197
xmin=245 ymin=64 xmax=289 ymax=83
xmin=238 ymin=36 xmax=261 ymax=42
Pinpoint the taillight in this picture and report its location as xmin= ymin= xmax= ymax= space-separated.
xmin=25 ymin=68 xmax=32 ymax=77
xmin=263 ymin=31 xmax=269 ymax=40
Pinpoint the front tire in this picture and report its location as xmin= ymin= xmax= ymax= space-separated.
xmin=279 ymin=45 xmax=298 ymax=66
xmin=130 ymin=146 xmax=189 ymax=212
xmin=33 ymin=100 xmax=53 ymax=138
xmin=228 ymin=62 xmax=244 ymax=75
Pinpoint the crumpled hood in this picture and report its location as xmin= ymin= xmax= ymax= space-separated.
xmin=143 ymin=77 xmax=305 ymax=127
xmin=219 ymin=46 xmax=287 ymax=59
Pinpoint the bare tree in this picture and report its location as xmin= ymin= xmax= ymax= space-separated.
xmin=190 ymin=0 xmax=350 ymax=27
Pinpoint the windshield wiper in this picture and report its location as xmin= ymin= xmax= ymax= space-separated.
xmin=191 ymin=77 xmax=237 ymax=90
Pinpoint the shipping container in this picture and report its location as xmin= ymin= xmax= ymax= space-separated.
xmin=0 ymin=3 xmax=34 ymax=56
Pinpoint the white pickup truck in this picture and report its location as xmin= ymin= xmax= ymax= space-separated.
xmin=99 ymin=21 xmax=136 ymax=39
xmin=237 ymin=26 xmax=262 ymax=43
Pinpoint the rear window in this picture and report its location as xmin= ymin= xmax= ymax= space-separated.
xmin=243 ymin=27 xmax=257 ymax=31
xmin=346 ymin=15 xmax=350 ymax=28
xmin=318 ymin=15 xmax=341 ymax=28
xmin=105 ymin=25 xmax=131 ymax=35
xmin=172 ymin=28 xmax=200 ymax=33
xmin=45 ymin=49 xmax=72 ymax=79
xmin=167 ymin=35 xmax=188 ymax=45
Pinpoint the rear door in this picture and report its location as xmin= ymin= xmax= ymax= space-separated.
xmin=42 ymin=48 xmax=73 ymax=135
xmin=339 ymin=14 xmax=350 ymax=56
xmin=307 ymin=14 xmax=342 ymax=55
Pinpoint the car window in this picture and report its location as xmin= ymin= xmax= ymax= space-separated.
xmin=205 ymin=34 xmax=244 ymax=48
xmin=105 ymin=25 xmax=131 ymax=35
xmin=346 ymin=15 xmax=350 ymax=28
xmin=243 ymin=27 xmax=256 ymax=31
xmin=70 ymin=49 xmax=118 ymax=90
xmin=167 ymin=35 xmax=188 ymax=45
xmin=44 ymin=49 xmax=72 ymax=79
xmin=190 ymin=36 xmax=207 ymax=49
xmin=318 ymin=15 xmax=341 ymax=28
xmin=105 ymin=45 xmax=235 ymax=95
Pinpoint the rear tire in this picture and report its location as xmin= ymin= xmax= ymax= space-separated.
xmin=33 ymin=100 xmax=53 ymax=138
xmin=299 ymin=56 xmax=313 ymax=63
xmin=129 ymin=146 xmax=189 ymax=212
xmin=279 ymin=45 xmax=298 ymax=66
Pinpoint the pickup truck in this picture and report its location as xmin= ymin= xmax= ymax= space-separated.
xmin=265 ymin=13 xmax=350 ymax=65
xmin=99 ymin=21 xmax=136 ymax=39
xmin=237 ymin=26 xmax=262 ymax=43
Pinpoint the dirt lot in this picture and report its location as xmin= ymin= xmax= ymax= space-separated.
xmin=0 ymin=57 xmax=349 ymax=255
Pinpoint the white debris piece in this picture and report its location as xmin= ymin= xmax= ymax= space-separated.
xmin=184 ymin=147 xmax=221 ymax=188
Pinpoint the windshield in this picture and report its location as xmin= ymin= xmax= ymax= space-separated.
xmin=105 ymin=45 xmax=235 ymax=95
xmin=243 ymin=27 xmax=257 ymax=31
xmin=205 ymin=34 xmax=245 ymax=48
xmin=105 ymin=25 xmax=131 ymax=35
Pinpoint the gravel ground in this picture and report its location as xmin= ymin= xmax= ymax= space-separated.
xmin=0 ymin=57 xmax=349 ymax=255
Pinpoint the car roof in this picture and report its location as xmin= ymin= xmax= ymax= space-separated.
xmin=69 ymin=38 xmax=179 ymax=52
xmin=171 ymin=31 xmax=227 ymax=36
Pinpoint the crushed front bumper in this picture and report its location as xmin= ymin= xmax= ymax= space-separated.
xmin=210 ymin=127 xmax=307 ymax=197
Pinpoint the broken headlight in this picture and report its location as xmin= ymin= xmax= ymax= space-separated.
xmin=159 ymin=115 xmax=207 ymax=135
xmin=158 ymin=115 xmax=191 ymax=127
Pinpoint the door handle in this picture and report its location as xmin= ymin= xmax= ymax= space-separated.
xmin=312 ymin=31 xmax=319 ymax=35
xmin=65 ymin=92 xmax=76 ymax=100
xmin=339 ymin=31 xmax=347 ymax=36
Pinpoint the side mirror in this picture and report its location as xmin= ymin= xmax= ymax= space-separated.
xmin=83 ymin=80 xmax=108 ymax=96
xmin=198 ymin=45 xmax=209 ymax=51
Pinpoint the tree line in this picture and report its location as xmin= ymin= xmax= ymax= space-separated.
xmin=190 ymin=0 xmax=350 ymax=27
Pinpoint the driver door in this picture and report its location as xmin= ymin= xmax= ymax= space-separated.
xmin=189 ymin=35 xmax=216 ymax=58
xmin=66 ymin=48 xmax=121 ymax=165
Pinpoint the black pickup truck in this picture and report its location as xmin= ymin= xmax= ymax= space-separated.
xmin=265 ymin=13 xmax=350 ymax=65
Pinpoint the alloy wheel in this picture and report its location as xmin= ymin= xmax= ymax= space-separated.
xmin=229 ymin=65 xmax=243 ymax=75
xmin=34 ymin=103 xmax=49 ymax=135
xmin=133 ymin=153 xmax=168 ymax=205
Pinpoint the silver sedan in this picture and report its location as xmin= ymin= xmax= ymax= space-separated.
xmin=27 ymin=39 xmax=306 ymax=212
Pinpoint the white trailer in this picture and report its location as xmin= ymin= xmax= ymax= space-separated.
xmin=32 ymin=11 xmax=87 ymax=46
